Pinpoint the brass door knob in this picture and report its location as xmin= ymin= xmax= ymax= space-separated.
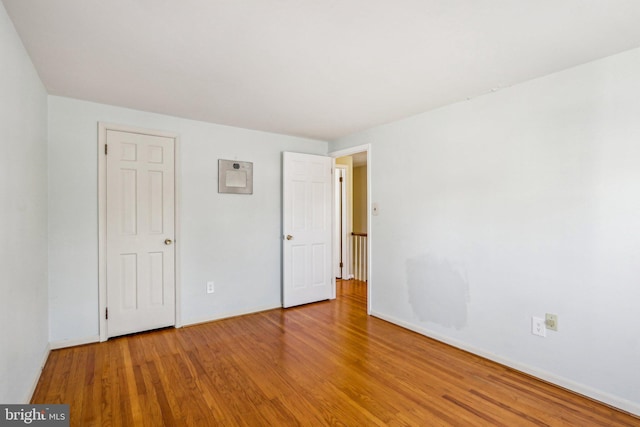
xmin=285 ymin=235 xmax=293 ymax=240
xmin=164 ymin=239 xmax=173 ymax=245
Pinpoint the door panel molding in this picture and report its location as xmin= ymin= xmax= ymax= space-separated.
xmin=98 ymin=123 xmax=181 ymax=341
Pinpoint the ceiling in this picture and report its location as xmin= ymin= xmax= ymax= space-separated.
xmin=4 ymin=1 xmax=640 ymax=141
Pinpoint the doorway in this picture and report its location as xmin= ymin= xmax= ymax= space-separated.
xmin=330 ymin=145 xmax=371 ymax=313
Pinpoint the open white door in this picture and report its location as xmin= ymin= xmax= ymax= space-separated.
xmin=282 ymin=152 xmax=332 ymax=308
xmin=105 ymin=129 xmax=176 ymax=337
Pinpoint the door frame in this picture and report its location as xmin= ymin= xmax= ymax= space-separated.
xmin=334 ymin=165 xmax=349 ymax=279
xmin=329 ymin=144 xmax=372 ymax=314
xmin=97 ymin=122 xmax=182 ymax=342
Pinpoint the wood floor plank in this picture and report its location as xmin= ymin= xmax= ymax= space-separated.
xmin=32 ymin=280 xmax=639 ymax=426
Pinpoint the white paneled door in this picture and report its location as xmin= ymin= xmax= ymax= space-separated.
xmin=282 ymin=152 xmax=332 ymax=308
xmin=106 ymin=130 xmax=176 ymax=338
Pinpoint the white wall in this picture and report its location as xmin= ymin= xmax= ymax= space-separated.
xmin=330 ymin=48 xmax=640 ymax=414
xmin=48 ymin=96 xmax=327 ymax=344
xmin=0 ymin=2 xmax=49 ymax=403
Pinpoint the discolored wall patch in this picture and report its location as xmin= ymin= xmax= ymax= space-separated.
xmin=407 ymin=255 xmax=469 ymax=329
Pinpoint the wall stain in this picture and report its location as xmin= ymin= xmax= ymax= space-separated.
xmin=407 ymin=255 xmax=469 ymax=329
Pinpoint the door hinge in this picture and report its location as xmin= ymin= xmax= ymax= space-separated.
xmin=339 ymin=177 xmax=343 ymax=182
xmin=340 ymin=262 xmax=343 ymax=268
xmin=104 ymin=144 xmax=108 ymax=155
xmin=105 ymin=307 xmax=108 ymax=320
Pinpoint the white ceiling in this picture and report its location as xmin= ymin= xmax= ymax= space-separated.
xmin=4 ymin=1 xmax=640 ymax=141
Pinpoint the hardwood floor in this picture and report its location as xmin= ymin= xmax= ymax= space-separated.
xmin=33 ymin=280 xmax=639 ymax=426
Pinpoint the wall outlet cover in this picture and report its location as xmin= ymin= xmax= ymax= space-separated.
xmin=545 ymin=313 xmax=558 ymax=331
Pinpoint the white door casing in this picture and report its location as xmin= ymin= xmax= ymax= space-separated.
xmin=282 ymin=152 xmax=333 ymax=308
xmin=333 ymin=167 xmax=348 ymax=279
xmin=103 ymin=128 xmax=176 ymax=338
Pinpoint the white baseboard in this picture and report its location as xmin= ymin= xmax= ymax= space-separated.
xmin=182 ymin=304 xmax=281 ymax=328
xmin=26 ymin=342 xmax=51 ymax=403
xmin=370 ymin=311 xmax=640 ymax=417
xmin=50 ymin=335 xmax=100 ymax=350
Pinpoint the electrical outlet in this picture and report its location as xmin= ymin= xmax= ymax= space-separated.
xmin=532 ymin=316 xmax=546 ymax=337
xmin=545 ymin=313 xmax=558 ymax=331
xmin=207 ymin=281 xmax=215 ymax=294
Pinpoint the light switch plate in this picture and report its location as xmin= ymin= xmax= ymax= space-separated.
xmin=532 ymin=317 xmax=546 ymax=337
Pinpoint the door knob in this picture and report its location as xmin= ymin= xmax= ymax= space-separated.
xmin=285 ymin=235 xmax=293 ymax=240
xmin=164 ymin=239 xmax=173 ymax=245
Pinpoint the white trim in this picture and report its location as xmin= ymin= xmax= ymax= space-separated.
xmin=97 ymin=122 xmax=181 ymax=341
xmin=181 ymin=304 xmax=281 ymax=327
xmin=26 ymin=343 xmax=51 ymax=403
xmin=371 ymin=311 xmax=640 ymax=417
xmin=98 ymin=123 xmax=107 ymax=341
xmin=174 ymin=133 xmax=183 ymax=328
xmin=329 ymin=144 xmax=372 ymax=315
xmin=50 ymin=335 xmax=100 ymax=350
xmin=330 ymin=159 xmax=337 ymax=300
xmin=334 ymin=165 xmax=349 ymax=281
